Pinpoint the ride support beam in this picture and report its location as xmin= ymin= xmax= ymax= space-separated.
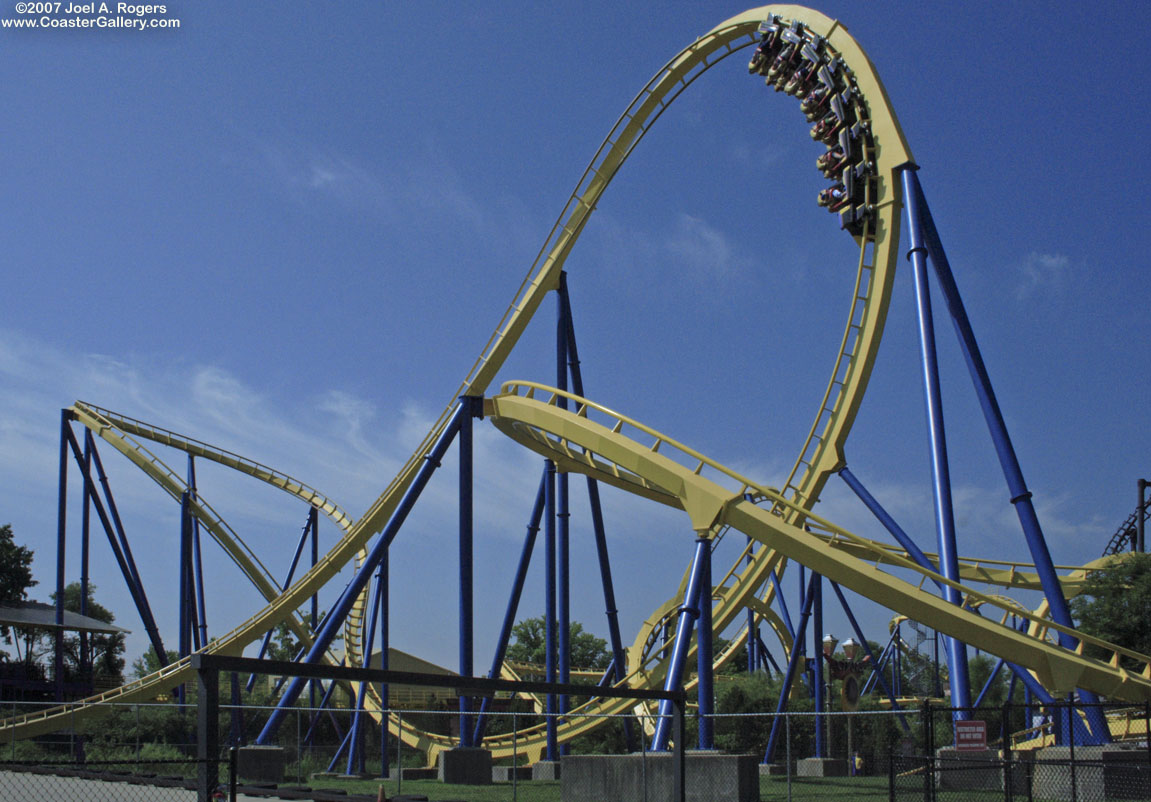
xmin=310 ymin=505 xmax=319 ymax=711
xmin=651 ymin=536 xmax=710 ymax=752
xmin=256 ymin=401 xmax=467 ymax=745
xmin=474 ymin=471 xmax=546 ymax=745
xmin=379 ymin=545 xmax=389 ymax=778
xmin=560 ymin=272 xmax=633 ymax=748
xmin=80 ymin=435 xmax=91 ymax=684
xmin=838 ymin=466 xmax=942 ymax=590
xmin=188 ymin=456 xmax=208 ymax=650
xmin=828 ymin=581 xmax=910 ymax=734
xmin=900 ymin=164 xmax=972 ymax=712
xmin=768 ymin=565 xmax=795 ymax=643
xmin=746 ymin=536 xmax=758 ymax=673
xmin=904 ymin=167 xmax=1106 ymax=737
xmin=457 ymin=395 xmax=481 ymax=748
xmin=85 ymin=432 xmax=168 ymax=668
xmin=68 ymin=429 xmax=169 ymax=668
xmin=555 ymin=277 xmax=572 ymax=749
xmin=544 ymin=458 xmax=558 ymax=761
xmin=246 ymin=510 xmax=317 ymax=693
xmin=813 ymin=574 xmax=826 ymax=757
xmin=1140 ymin=479 xmax=1148 ymax=553
xmin=179 ymin=490 xmax=193 ymax=663
xmin=346 ymin=567 xmax=384 ymax=775
xmin=55 ymin=411 xmax=69 ymax=702
xmin=764 ymin=571 xmax=819 ymax=764
xmin=697 ymin=539 xmax=715 ymax=750
xmin=303 ymin=662 xmax=344 ymax=746
xmin=906 ymin=168 xmax=1077 ymax=649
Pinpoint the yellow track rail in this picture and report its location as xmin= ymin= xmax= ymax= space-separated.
xmin=488 ymin=387 xmax=1151 ymax=701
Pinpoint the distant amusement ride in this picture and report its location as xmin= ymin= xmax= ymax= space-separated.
xmin=4 ymin=4 xmax=1149 ymax=769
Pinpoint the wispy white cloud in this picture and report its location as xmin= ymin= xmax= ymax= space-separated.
xmin=666 ymin=213 xmax=748 ymax=283
xmin=1015 ymin=251 xmax=1069 ymax=300
xmin=249 ymin=139 xmax=540 ymax=263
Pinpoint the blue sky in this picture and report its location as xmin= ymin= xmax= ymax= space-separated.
xmin=2 ymin=1 xmax=1148 ymax=674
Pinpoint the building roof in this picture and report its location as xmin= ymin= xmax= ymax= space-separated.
xmin=0 ymin=601 xmax=129 ymax=635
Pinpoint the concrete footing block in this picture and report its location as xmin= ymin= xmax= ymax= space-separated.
xmin=438 ymin=747 xmax=492 ymax=785
xmin=533 ymin=760 xmax=562 ymax=781
xmin=796 ymin=756 xmax=848 ymax=777
xmin=562 ymin=751 xmax=759 ymax=802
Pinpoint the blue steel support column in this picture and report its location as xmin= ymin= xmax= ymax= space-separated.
xmin=86 ymin=433 xmax=168 ymax=668
xmin=584 ymin=477 xmax=635 ymax=751
xmin=812 ymin=575 xmax=825 ymax=757
xmin=899 ymin=164 xmax=972 ymax=713
xmin=458 ymin=395 xmax=479 ymax=748
xmin=905 ymin=171 xmax=1107 ymax=739
xmin=178 ymin=489 xmax=193 ymax=707
xmin=179 ymin=491 xmax=192 ymax=661
xmin=651 ymin=537 xmax=710 ymax=752
xmin=474 ymin=471 xmax=546 ymax=744
xmin=555 ymin=282 xmax=572 ymax=747
xmin=80 ymin=435 xmax=92 ymax=685
xmin=839 ymin=467 xmax=941 ymax=588
xmin=746 ymin=537 xmax=757 ymax=673
xmin=310 ymin=507 xmax=319 ymax=713
xmin=246 ymin=513 xmax=320 ymax=694
xmin=347 ymin=569 xmax=384 ymax=775
xmin=256 ymin=403 xmax=466 ymax=744
xmin=768 ymin=568 xmax=795 ymax=643
xmin=764 ymin=571 xmax=819 ymax=764
xmin=55 ymin=412 xmax=69 ymax=702
xmin=828 ymin=582 xmax=911 ymax=734
xmin=894 ymin=626 xmax=902 ymax=697
xmin=696 ymin=539 xmax=715 ymax=750
xmin=559 ymin=272 xmax=633 ymax=748
xmin=544 ymin=459 xmax=558 ymax=761
xmin=188 ymin=456 xmax=208 ymax=650
xmin=379 ymin=545 xmax=389 ymax=778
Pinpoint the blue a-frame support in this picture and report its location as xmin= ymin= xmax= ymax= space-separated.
xmin=56 ymin=414 xmax=172 ymax=703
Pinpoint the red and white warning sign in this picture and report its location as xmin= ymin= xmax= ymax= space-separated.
xmin=955 ymin=720 xmax=987 ymax=751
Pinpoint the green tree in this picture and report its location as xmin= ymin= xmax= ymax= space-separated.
xmin=1070 ymin=552 xmax=1151 ymax=669
xmin=0 ymin=523 xmax=36 ymax=649
xmin=132 ymin=645 xmax=180 ymax=678
xmin=50 ymin=582 xmax=126 ymax=687
xmin=505 ymin=617 xmax=610 ymax=669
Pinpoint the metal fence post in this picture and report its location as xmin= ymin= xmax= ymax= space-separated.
xmin=393 ymin=712 xmax=401 ymax=796
xmin=1068 ymin=702 xmax=1077 ymax=802
xmin=1003 ymin=701 xmax=1014 ymax=802
xmin=922 ymin=703 xmax=933 ymax=802
xmin=195 ymin=656 xmax=219 ymax=802
xmin=1145 ymin=702 xmax=1151 ymax=798
xmin=642 ymin=725 xmax=648 ymax=802
xmin=512 ymin=712 xmax=518 ymax=802
xmin=229 ymin=746 xmax=238 ymax=802
xmin=672 ymin=698 xmax=686 ymax=802
xmin=785 ymin=713 xmax=792 ymax=802
xmin=888 ymin=747 xmax=895 ymax=802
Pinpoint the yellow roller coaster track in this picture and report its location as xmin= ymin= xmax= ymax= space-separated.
xmin=1 ymin=4 xmax=1134 ymax=764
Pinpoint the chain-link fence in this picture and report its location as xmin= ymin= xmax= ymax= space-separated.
xmin=891 ymin=702 xmax=1151 ymax=802
xmin=2 ymin=696 xmax=914 ymax=801
xmin=0 ymin=757 xmax=217 ymax=802
xmin=18 ymin=693 xmax=1150 ymax=801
